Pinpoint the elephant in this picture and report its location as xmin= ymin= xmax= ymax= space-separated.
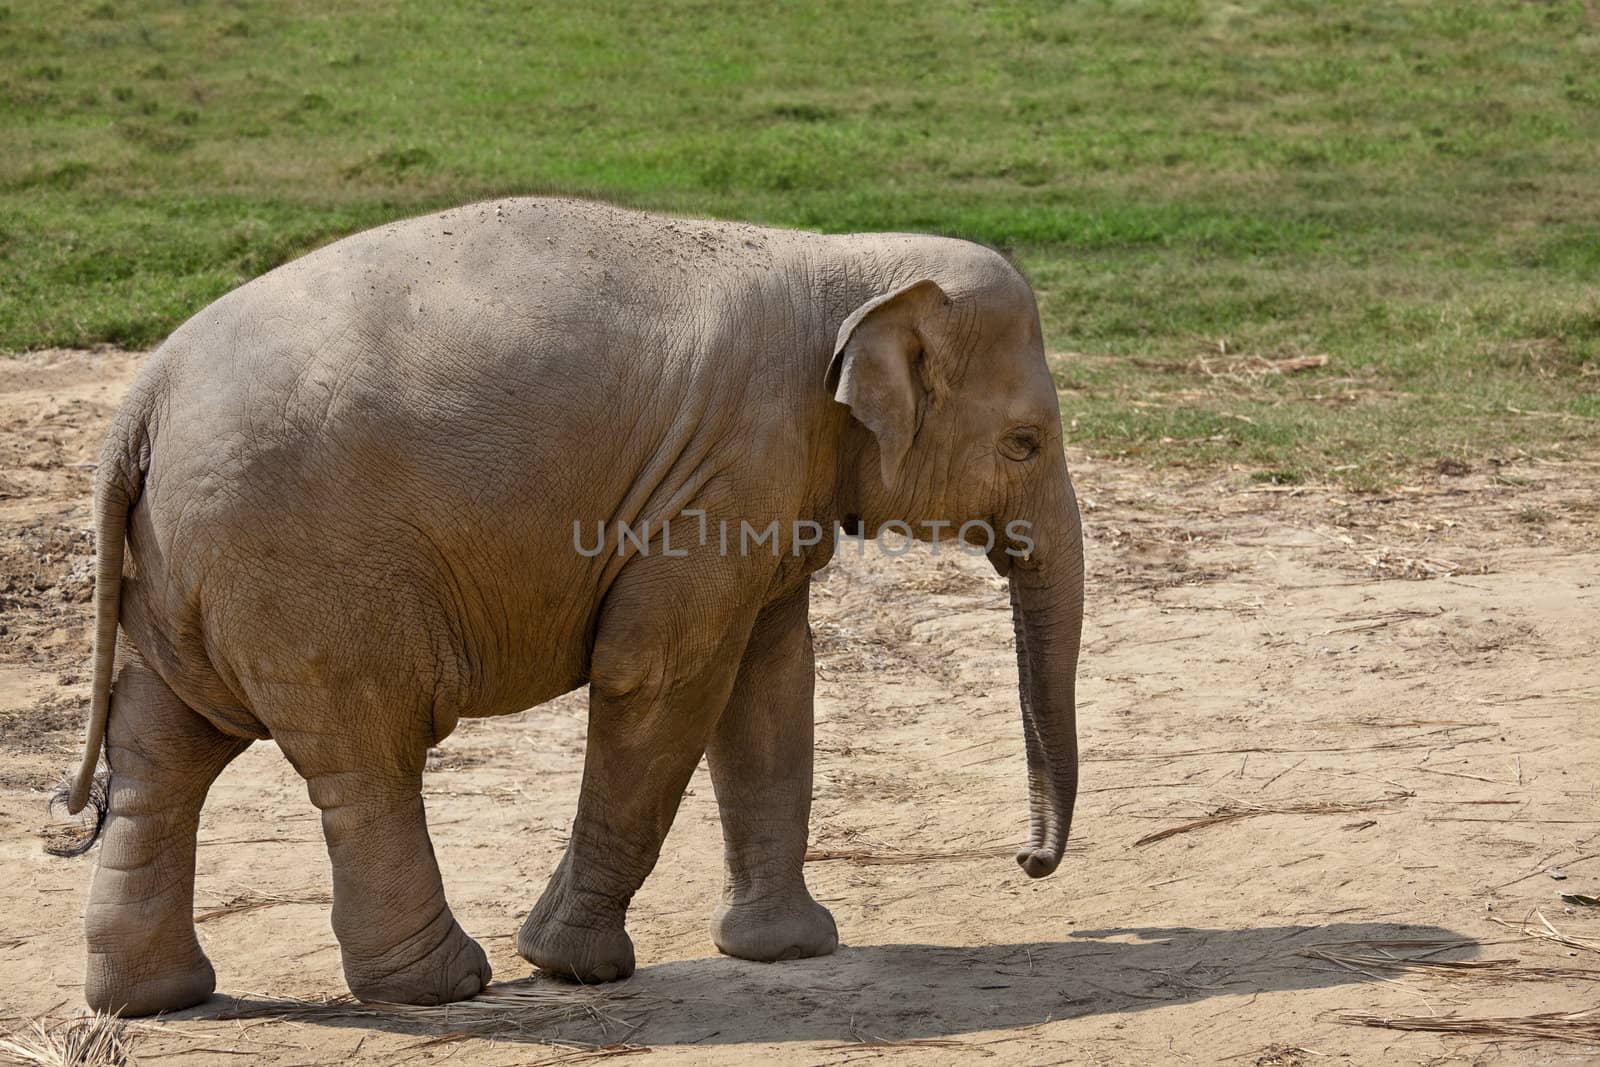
xmin=58 ymin=197 xmax=1085 ymax=1016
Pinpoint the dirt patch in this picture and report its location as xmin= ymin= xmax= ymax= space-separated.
xmin=1 ymin=350 xmax=1597 ymax=1063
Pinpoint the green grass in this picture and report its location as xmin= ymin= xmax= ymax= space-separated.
xmin=3 ymin=0 xmax=1598 ymax=483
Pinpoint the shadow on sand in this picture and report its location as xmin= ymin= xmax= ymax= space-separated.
xmin=184 ymin=921 xmax=1470 ymax=1047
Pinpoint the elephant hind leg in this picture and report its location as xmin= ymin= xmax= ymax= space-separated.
xmin=274 ymin=721 xmax=490 ymax=1006
xmin=84 ymin=650 xmax=250 ymax=1016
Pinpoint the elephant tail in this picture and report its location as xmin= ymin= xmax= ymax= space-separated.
xmin=63 ymin=423 xmax=145 ymax=818
xmin=46 ymin=768 xmax=108 ymax=856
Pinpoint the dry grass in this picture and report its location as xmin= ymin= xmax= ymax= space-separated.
xmin=0 ymin=1013 xmax=140 ymax=1067
xmin=1362 ymin=551 xmax=1469 ymax=581
xmin=1126 ymin=351 xmax=1332 ymax=380
xmin=1302 ymin=948 xmax=1600 ymax=983
xmin=1489 ymin=911 xmax=1600 ymax=955
xmin=1320 ymin=934 xmax=1600 ymax=1046
xmin=1336 ymin=1007 xmax=1600 ymax=1046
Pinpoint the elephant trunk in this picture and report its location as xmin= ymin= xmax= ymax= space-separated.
xmin=1000 ymin=469 xmax=1085 ymax=878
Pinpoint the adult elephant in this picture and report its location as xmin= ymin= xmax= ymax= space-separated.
xmin=61 ymin=198 xmax=1086 ymax=1015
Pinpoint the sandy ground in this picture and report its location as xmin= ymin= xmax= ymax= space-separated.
xmin=0 ymin=348 xmax=1597 ymax=1065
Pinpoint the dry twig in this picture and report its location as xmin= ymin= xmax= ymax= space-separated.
xmin=805 ymin=845 xmax=1022 ymax=865
xmin=1086 ymin=733 xmax=1498 ymax=763
xmin=817 ymin=1037 xmax=966 ymax=1050
xmin=193 ymin=889 xmax=332 ymax=924
xmin=1321 ymin=608 xmax=1443 ymax=634
xmin=1133 ymin=795 xmax=1406 ymax=847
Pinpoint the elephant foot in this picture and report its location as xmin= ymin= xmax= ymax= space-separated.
xmin=517 ymin=898 xmax=635 ymax=982
xmin=711 ymin=890 xmax=838 ymax=963
xmin=85 ymin=924 xmax=216 ymax=1016
xmin=344 ymin=917 xmax=491 ymax=1005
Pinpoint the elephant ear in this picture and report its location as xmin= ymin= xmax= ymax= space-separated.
xmin=824 ymin=279 xmax=951 ymax=490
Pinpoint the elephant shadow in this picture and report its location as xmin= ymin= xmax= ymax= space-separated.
xmin=189 ymin=921 xmax=1469 ymax=1048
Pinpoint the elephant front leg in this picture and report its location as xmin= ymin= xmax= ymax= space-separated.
xmin=519 ymin=562 xmax=762 ymax=982
xmin=706 ymin=583 xmax=837 ymax=963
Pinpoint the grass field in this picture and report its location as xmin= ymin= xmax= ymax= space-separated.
xmin=3 ymin=1 xmax=1598 ymax=483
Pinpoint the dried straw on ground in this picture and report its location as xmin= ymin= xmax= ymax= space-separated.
xmin=1337 ymin=1007 xmax=1600 ymax=1045
xmin=1490 ymin=911 xmax=1600 ymax=955
xmin=0 ymin=1013 xmax=140 ymax=1067
xmin=1302 ymin=948 xmax=1600 ymax=983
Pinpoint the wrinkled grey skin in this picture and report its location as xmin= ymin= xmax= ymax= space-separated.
xmin=65 ymin=198 xmax=1085 ymax=1016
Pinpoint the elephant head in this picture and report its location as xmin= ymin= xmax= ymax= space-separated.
xmin=826 ymin=244 xmax=1085 ymax=878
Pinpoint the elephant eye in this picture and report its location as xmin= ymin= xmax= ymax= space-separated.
xmin=999 ymin=426 xmax=1040 ymax=462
